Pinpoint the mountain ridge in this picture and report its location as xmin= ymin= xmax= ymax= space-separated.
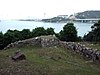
xmin=75 ymin=10 xmax=100 ymax=19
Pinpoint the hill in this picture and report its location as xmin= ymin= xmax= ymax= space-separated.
xmin=42 ymin=16 xmax=68 ymax=23
xmin=0 ymin=44 xmax=100 ymax=75
xmin=75 ymin=10 xmax=100 ymax=19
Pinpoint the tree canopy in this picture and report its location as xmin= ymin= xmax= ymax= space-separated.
xmin=0 ymin=32 xmax=4 ymax=49
xmin=46 ymin=27 xmax=55 ymax=35
xmin=58 ymin=23 xmax=77 ymax=42
xmin=83 ymin=20 xmax=100 ymax=42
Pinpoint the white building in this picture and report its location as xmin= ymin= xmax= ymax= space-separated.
xmin=57 ymin=15 xmax=68 ymax=19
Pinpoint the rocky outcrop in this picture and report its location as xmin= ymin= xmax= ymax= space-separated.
xmin=4 ymin=35 xmax=60 ymax=49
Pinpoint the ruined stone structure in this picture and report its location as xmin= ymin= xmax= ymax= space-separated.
xmin=4 ymin=35 xmax=100 ymax=62
xmin=60 ymin=42 xmax=100 ymax=62
xmin=4 ymin=35 xmax=60 ymax=49
xmin=40 ymin=36 xmax=60 ymax=47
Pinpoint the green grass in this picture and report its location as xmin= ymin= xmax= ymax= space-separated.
xmin=0 ymin=45 xmax=100 ymax=75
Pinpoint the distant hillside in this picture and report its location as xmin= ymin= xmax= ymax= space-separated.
xmin=42 ymin=11 xmax=100 ymax=22
xmin=75 ymin=10 xmax=100 ymax=19
xmin=42 ymin=15 xmax=69 ymax=23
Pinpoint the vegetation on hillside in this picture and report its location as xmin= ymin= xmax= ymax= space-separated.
xmin=75 ymin=10 xmax=100 ymax=19
xmin=42 ymin=16 xmax=68 ymax=23
xmin=0 ymin=46 xmax=100 ymax=75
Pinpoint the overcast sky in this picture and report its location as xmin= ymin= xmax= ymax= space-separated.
xmin=0 ymin=0 xmax=100 ymax=19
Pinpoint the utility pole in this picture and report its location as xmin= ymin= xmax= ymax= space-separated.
xmin=43 ymin=13 xmax=46 ymax=19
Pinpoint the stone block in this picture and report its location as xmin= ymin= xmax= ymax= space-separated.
xmin=11 ymin=51 xmax=26 ymax=61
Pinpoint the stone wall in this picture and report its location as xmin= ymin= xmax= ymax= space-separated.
xmin=60 ymin=42 xmax=100 ymax=62
xmin=4 ymin=35 xmax=60 ymax=49
xmin=40 ymin=36 xmax=60 ymax=48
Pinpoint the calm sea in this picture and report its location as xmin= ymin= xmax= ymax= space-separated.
xmin=0 ymin=20 xmax=93 ymax=37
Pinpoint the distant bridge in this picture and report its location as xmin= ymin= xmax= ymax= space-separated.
xmin=74 ymin=18 xmax=100 ymax=23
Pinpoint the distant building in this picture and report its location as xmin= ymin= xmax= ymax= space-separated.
xmin=68 ymin=15 xmax=76 ymax=20
xmin=57 ymin=15 xmax=68 ymax=19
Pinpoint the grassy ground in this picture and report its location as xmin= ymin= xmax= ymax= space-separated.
xmin=0 ymin=45 xmax=100 ymax=75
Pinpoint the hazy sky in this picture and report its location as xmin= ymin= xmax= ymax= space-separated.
xmin=0 ymin=0 xmax=100 ymax=19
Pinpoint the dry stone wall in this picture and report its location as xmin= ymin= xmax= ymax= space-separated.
xmin=40 ymin=36 xmax=60 ymax=47
xmin=4 ymin=35 xmax=60 ymax=49
xmin=60 ymin=42 xmax=100 ymax=62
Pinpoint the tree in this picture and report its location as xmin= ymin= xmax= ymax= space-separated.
xmin=46 ymin=27 xmax=55 ymax=35
xmin=3 ymin=30 xmax=16 ymax=47
xmin=20 ymin=29 xmax=32 ymax=40
xmin=13 ymin=30 xmax=22 ymax=41
xmin=83 ymin=20 xmax=100 ymax=42
xmin=32 ymin=27 xmax=46 ymax=37
xmin=59 ymin=23 xmax=77 ymax=42
xmin=0 ymin=32 xmax=4 ymax=49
